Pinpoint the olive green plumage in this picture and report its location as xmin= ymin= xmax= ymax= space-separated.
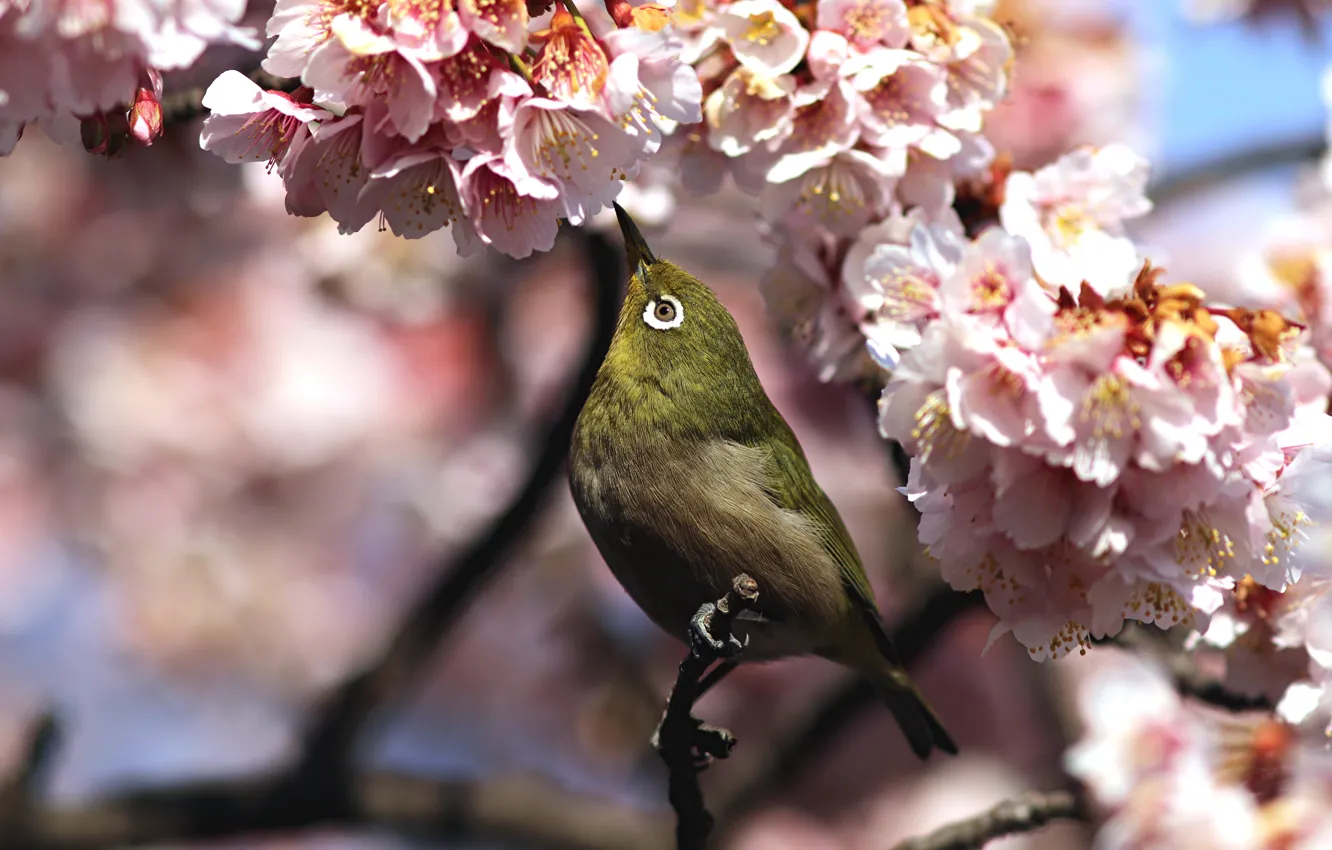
xmin=567 ymin=205 xmax=956 ymax=759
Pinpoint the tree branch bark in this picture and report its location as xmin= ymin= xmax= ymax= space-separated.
xmin=889 ymin=789 xmax=1088 ymax=850
xmin=9 ymin=768 xmax=670 ymax=850
xmin=655 ymin=574 xmax=761 ymax=850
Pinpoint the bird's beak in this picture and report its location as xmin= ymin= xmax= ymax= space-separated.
xmin=614 ymin=202 xmax=656 ymax=283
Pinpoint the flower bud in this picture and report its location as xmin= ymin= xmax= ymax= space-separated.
xmin=79 ymin=110 xmax=130 ymax=157
xmin=603 ymin=0 xmax=632 ymax=28
xmin=128 ymin=86 xmax=164 ymax=146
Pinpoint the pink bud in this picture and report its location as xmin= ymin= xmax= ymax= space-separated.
xmin=603 ymin=0 xmax=632 ymax=27
xmin=79 ymin=111 xmax=130 ymax=158
xmin=128 ymin=86 xmax=164 ymax=146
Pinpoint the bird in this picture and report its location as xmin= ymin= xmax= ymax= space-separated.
xmin=567 ymin=204 xmax=957 ymax=759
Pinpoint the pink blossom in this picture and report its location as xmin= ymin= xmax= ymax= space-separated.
xmin=716 ymin=0 xmax=809 ymax=77
xmin=938 ymin=16 xmax=1011 ymax=132
xmin=531 ymin=5 xmax=612 ymax=110
xmin=0 ymin=0 xmax=255 ymax=155
xmin=880 ymin=243 xmax=1332 ymax=657
xmin=458 ymin=0 xmax=529 ymax=53
xmin=199 ymin=71 xmax=331 ymax=170
xmin=702 ymin=66 xmax=795 ymax=157
xmin=1068 ymin=652 xmax=1332 ymax=849
xmin=602 ymin=24 xmax=704 ymax=130
xmin=457 ymin=153 xmax=562 ymax=258
xmin=816 ymin=0 xmax=908 ymax=51
xmin=301 ymin=20 xmax=439 ymax=142
xmin=282 ymin=112 xmax=380 ymax=233
xmin=506 ymin=98 xmax=641 ymax=220
xmin=1000 ymin=143 xmax=1152 ymax=296
xmin=436 ymin=37 xmax=529 ymax=124
xmin=763 ymin=148 xmax=899 ymax=237
xmin=765 ymin=77 xmax=861 ymax=177
xmin=845 ymin=48 xmax=957 ymax=159
xmin=358 ymin=146 xmax=469 ymax=239
xmin=845 ymin=210 xmax=964 ymax=368
xmin=386 ymin=0 xmax=469 ymax=60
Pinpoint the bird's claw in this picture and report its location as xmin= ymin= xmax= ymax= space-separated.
xmin=689 ymin=602 xmax=747 ymax=660
xmin=652 ymin=713 xmax=736 ymax=771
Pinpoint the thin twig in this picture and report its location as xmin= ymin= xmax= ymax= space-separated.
xmin=657 ymin=574 xmax=761 ymax=850
xmin=1146 ymin=133 xmax=1326 ymax=210
xmin=1111 ymin=627 xmax=1273 ymax=712
xmin=713 ymin=587 xmax=984 ymax=832
xmin=890 ymin=789 xmax=1089 ymax=850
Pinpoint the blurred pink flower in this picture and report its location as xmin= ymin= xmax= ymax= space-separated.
xmin=1000 ymin=144 xmax=1152 ymax=296
xmin=1068 ymin=652 xmax=1332 ymax=849
xmin=0 ymin=0 xmax=256 ymax=154
xmin=816 ymin=0 xmax=908 ymax=51
xmin=716 ymin=0 xmax=809 ymax=77
xmin=702 ymin=66 xmax=795 ymax=157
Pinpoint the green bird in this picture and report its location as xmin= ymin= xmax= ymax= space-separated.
xmin=567 ymin=204 xmax=957 ymax=759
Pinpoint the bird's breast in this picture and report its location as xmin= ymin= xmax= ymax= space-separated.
xmin=569 ymin=434 xmax=847 ymax=658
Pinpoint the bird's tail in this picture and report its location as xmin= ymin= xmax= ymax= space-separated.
xmin=871 ymin=666 xmax=958 ymax=760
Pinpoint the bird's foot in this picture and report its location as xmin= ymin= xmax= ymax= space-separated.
xmin=689 ymin=602 xmax=747 ymax=660
xmin=652 ymin=713 xmax=736 ymax=771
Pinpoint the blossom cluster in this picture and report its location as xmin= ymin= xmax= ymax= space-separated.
xmin=860 ymin=144 xmax=1332 ymax=660
xmin=675 ymin=0 xmax=1010 ymax=228
xmin=198 ymin=0 xmax=701 ymax=257
xmin=0 ymin=0 xmax=255 ymax=154
xmin=1067 ymin=652 xmax=1332 ymax=849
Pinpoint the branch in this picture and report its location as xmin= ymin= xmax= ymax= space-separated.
xmin=1147 ymin=133 xmax=1326 ymax=210
xmin=655 ymin=575 xmax=761 ymax=850
xmin=1110 ymin=627 xmax=1272 ymax=712
xmin=10 ymin=769 xmax=670 ymax=850
xmin=714 ymin=586 xmax=984 ymax=830
xmin=889 ymin=789 xmax=1088 ymax=850
xmin=1 ymin=226 xmax=625 ymax=850
xmin=285 ymin=225 xmax=622 ymax=799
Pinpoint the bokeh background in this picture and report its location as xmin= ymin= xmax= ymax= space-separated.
xmin=1 ymin=1 xmax=1330 ymax=848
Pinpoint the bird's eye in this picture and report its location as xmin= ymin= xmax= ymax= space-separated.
xmin=643 ymin=294 xmax=684 ymax=330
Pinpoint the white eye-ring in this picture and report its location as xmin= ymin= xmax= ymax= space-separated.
xmin=643 ymin=294 xmax=684 ymax=330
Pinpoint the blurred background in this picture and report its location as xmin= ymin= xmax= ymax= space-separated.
xmin=1 ymin=1 xmax=1330 ymax=848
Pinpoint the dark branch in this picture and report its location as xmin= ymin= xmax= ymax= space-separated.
xmin=0 ymin=226 xmax=624 ymax=850
xmin=286 ymin=225 xmax=622 ymax=799
xmin=889 ymin=789 xmax=1089 ymax=850
xmin=1146 ymin=133 xmax=1326 ymax=210
xmin=1110 ymin=627 xmax=1273 ymax=712
xmin=655 ymin=575 xmax=761 ymax=850
xmin=714 ymin=586 xmax=984 ymax=830
xmin=9 ymin=769 xmax=669 ymax=850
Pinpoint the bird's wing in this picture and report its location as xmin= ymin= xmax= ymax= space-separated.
xmin=749 ymin=429 xmax=876 ymax=605
xmin=750 ymin=429 xmax=906 ymax=667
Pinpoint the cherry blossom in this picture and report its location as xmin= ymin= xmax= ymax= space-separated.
xmin=0 ymin=0 xmax=256 ymax=154
xmin=1000 ymin=143 xmax=1152 ymax=296
xmin=879 ymin=237 xmax=1332 ymax=658
xmin=1069 ymin=652 xmax=1332 ymax=849
xmin=199 ymin=0 xmax=702 ymax=258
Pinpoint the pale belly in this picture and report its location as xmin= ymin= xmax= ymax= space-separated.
xmin=568 ymin=442 xmax=851 ymax=663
